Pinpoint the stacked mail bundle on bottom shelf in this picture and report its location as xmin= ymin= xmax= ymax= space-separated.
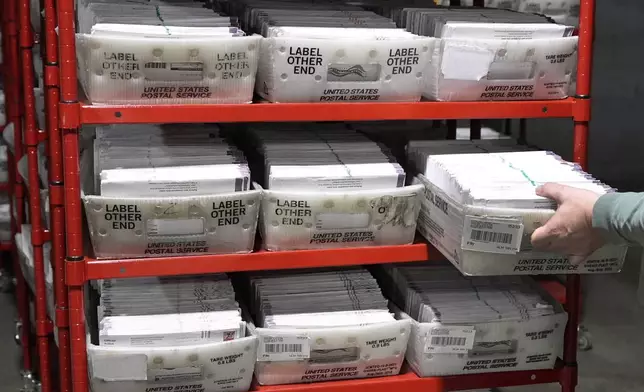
xmin=395 ymin=7 xmax=577 ymax=101
xmin=88 ymin=274 xmax=258 ymax=392
xmin=82 ymin=124 xmax=260 ymax=258
xmin=226 ymin=0 xmax=434 ymax=102
xmin=245 ymin=267 xmax=410 ymax=385
xmin=377 ymin=263 xmax=566 ymax=376
xmin=243 ymin=124 xmax=423 ymax=250
xmin=15 ymin=225 xmax=55 ymax=322
xmin=408 ymin=140 xmax=627 ymax=275
xmin=76 ymin=0 xmax=260 ymax=104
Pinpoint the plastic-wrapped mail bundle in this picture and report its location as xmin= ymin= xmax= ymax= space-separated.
xmin=242 ymin=124 xmax=423 ymax=250
xmin=243 ymin=268 xmax=410 ymax=385
xmin=16 ymin=225 xmax=56 ymax=321
xmin=0 ymin=195 xmax=10 ymax=242
xmin=397 ymin=7 xmax=577 ymax=101
xmin=230 ymin=0 xmax=434 ymax=102
xmin=408 ymin=140 xmax=627 ymax=275
xmin=377 ymin=263 xmax=566 ymax=376
xmin=98 ymin=274 xmax=245 ymax=347
xmin=518 ymin=0 xmax=580 ymax=27
xmin=82 ymin=124 xmax=260 ymax=258
xmin=76 ymin=0 xmax=260 ymax=104
xmin=0 ymin=90 xmax=5 ymax=126
xmin=96 ymin=274 xmax=240 ymax=320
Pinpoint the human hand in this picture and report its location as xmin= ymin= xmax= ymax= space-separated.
xmin=530 ymin=183 xmax=604 ymax=264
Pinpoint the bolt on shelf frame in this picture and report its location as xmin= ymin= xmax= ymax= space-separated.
xmin=52 ymin=0 xmax=595 ymax=391
xmin=3 ymin=0 xmax=31 ymax=376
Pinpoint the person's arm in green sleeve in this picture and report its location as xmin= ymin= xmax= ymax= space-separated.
xmin=592 ymin=192 xmax=644 ymax=245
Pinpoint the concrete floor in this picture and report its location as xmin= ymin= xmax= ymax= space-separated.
xmin=0 ymin=270 xmax=643 ymax=392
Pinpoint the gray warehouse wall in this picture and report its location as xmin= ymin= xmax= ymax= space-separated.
xmin=527 ymin=0 xmax=644 ymax=191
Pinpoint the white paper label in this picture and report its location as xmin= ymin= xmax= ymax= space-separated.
xmin=147 ymin=218 xmax=205 ymax=236
xmin=148 ymin=366 xmax=204 ymax=383
xmin=257 ymin=335 xmax=310 ymax=362
xmin=144 ymin=61 xmax=204 ymax=82
xmin=441 ymin=45 xmax=495 ymax=81
xmin=462 ymin=215 xmax=524 ymax=254
xmin=425 ymin=326 xmax=476 ymax=354
xmin=316 ymin=213 xmax=370 ymax=230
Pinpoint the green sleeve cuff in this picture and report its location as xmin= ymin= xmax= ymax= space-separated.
xmin=592 ymin=192 xmax=644 ymax=245
xmin=592 ymin=193 xmax=624 ymax=243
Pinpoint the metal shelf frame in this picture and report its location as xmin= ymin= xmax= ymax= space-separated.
xmin=3 ymin=0 xmax=30 ymax=376
xmin=44 ymin=0 xmax=597 ymax=390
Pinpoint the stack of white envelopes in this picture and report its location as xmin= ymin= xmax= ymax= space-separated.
xmin=89 ymin=274 xmax=258 ymax=392
xmin=76 ymin=0 xmax=260 ymax=104
xmin=93 ymin=124 xmax=250 ymax=198
xmin=97 ymin=274 xmax=244 ymax=347
xmin=245 ymin=268 xmax=411 ymax=385
xmin=225 ymin=0 xmax=433 ymax=102
xmin=378 ymin=263 xmax=567 ymax=376
xmin=250 ymin=125 xmax=406 ymax=191
xmin=407 ymin=140 xmax=627 ymax=275
xmin=82 ymin=124 xmax=261 ymax=258
xmin=243 ymin=124 xmax=423 ymax=251
xmin=395 ymin=6 xmax=577 ymax=100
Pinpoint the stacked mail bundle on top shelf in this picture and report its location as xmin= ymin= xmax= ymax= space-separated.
xmin=376 ymin=263 xmax=566 ymax=377
xmin=244 ymin=267 xmax=410 ymax=385
xmin=517 ymin=0 xmax=580 ymax=27
xmin=435 ymin=0 xmax=580 ymax=27
xmin=76 ymin=0 xmax=260 ymax=104
xmin=88 ymin=274 xmax=258 ymax=392
xmin=241 ymin=123 xmax=423 ymax=251
xmin=81 ymin=124 xmax=260 ymax=259
xmin=407 ymin=139 xmax=627 ymax=275
xmin=218 ymin=0 xmax=434 ymax=102
xmin=395 ymin=7 xmax=577 ymax=101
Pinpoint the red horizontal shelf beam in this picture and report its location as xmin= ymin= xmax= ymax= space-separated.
xmin=83 ymin=243 xmax=431 ymax=281
xmin=0 ymin=183 xmax=11 ymax=192
xmin=253 ymin=367 xmax=561 ymax=392
xmin=80 ymin=99 xmax=576 ymax=125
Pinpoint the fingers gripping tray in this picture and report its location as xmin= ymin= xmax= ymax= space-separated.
xmin=76 ymin=34 xmax=261 ymax=104
xmin=258 ymin=184 xmax=423 ymax=251
xmin=414 ymin=175 xmax=627 ymax=275
xmin=424 ymin=37 xmax=578 ymax=101
xmin=88 ymin=336 xmax=258 ymax=392
xmin=258 ymin=36 xmax=435 ymax=102
xmin=83 ymin=190 xmax=261 ymax=258
xmin=250 ymin=319 xmax=411 ymax=385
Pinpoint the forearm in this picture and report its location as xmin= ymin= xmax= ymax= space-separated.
xmin=592 ymin=192 xmax=644 ymax=245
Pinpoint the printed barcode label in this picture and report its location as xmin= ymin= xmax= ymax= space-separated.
xmin=145 ymin=62 xmax=167 ymax=69
xmin=431 ymin=336 xmax=467 ymax=347
xmin=264 ymin=343 xmax=302 ymax=353
xmin=425 ymin=326 xmax=476 ymax=354
xmin=258 ymin=334 xmax=310 ymax=362
xmin=462 ymin=216 xmax=524 ymax=255
xmin=470 ymin=229 xmax=513 ymax=244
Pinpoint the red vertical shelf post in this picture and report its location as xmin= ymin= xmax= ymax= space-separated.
xmin=43 ymin=0 xmax=71 ymax=388
xmin=562 ymin=1 xmax=595 ymax=392
xmin=56 ymin=0 xmax=88 ymax=389
xmin=4 ymin=0 xmax=31 ymax=374
xmin=17 ymin=0 xmax=52 ymax=390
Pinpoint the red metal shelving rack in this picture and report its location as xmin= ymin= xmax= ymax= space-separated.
xmin=17 ymin=0 xmax=54 ymax=390
xmin=3 ymin=0 xmax=31 ymax=378
xmin=52 ymin=0 xmax=595 ymax=390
